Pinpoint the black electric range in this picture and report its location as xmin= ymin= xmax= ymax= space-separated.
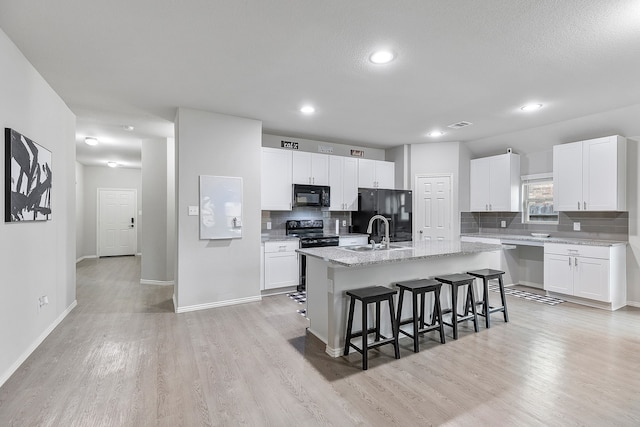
xmin=286 ymin=220 xmax=339 ymax=290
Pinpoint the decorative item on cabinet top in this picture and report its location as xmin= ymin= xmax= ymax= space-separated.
xmin=199 ymin=175 xmax=243 ymax=240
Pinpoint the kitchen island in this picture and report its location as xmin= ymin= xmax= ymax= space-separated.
xmin=297 ymin=240 xmax=508 ymax=357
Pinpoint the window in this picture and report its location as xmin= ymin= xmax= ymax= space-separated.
xmin=522 ymin=174 xmax=558 ymax=224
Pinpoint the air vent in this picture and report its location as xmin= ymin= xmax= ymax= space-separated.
xmin=447 ymin=121 xmax=473 ymax=129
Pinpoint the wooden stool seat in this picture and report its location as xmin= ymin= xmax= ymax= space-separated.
xmin=466 ymin=269 xmax=509 ymax=328
xmin=434 ymin=273 xmax=479 ymax=339
xmin=395 ymin=279 xmax=445 ymax=352
xmin=344 ymin=286 xmax=400 ymax=370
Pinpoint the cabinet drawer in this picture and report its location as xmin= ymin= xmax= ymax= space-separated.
xmin=264 ymin=240 xmax=299 ymax=253
xmin=544 ymin=243 xmax=609 ymax=259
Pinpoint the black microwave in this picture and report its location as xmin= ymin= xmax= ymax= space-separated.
xmin=293 ymin=184 xmax=330 ymax=208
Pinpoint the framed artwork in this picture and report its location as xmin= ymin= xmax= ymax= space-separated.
xmin=199 ymin=175 xmax=243 ymax=240
xmin=5 ymin=128 xmax=52 ymax=222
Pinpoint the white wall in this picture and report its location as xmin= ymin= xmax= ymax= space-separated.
xmin=385 ymin=145 xmax=408 ymax=190
xmin=166 ymin=137 xmax=176 ymax=281
xmin=175 ymin=108 xmax=262 ymax=311
xmin=141 ymin=139 xmax=171 ymax=283
xmin=81 ymin=166 xmax=142 ymax=258
xmin=410 ymin=141 xmax=466 ymax=237
xmin=75 ymin=162 xmax=85 ymax=260
xmin=0 ymin=28 xmax=76 ymax=387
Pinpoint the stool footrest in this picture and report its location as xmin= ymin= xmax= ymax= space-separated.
xmin=398 ymin=324 xmax=441 ymax=339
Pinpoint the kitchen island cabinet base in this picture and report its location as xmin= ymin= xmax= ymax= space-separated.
xmin=305 ymin=251 xmax=501 ymax=357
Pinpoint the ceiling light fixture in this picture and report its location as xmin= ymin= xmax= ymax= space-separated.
xmin=107 ymin=161 xmax=118 ymax=168
xmin=369 ymin=50 xmax=395 ymax=64
xmin=122 ymin=125 xmax=134 ymax=131
xmin=300 ymin=105 xmax=315 ymax=114
xmin=85 ymin=137 xmax=99 ymax=146
xmin=427 ymin=130 xmax=445 ymax=137
xmin=520 ymin=103 xmax=543 ymax=112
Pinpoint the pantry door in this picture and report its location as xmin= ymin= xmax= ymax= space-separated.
xmin=414 ymin=175 xmax=452 ymax=242
xmin=97 ymin=188 xmax=137 ymax=257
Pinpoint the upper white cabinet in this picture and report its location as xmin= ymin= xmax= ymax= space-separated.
xmin=358 ymin=159 xmax=395 ymax=189
xmin=553 ymin=135 xmax=626 ymax=211
xmin=329 ymin=156 xmax=358 ymax=211
xmin=292 ymin=152 xmax=329 ymax=185
xmin=261 ymin=147 xmax=292 ymax=210
xmin=469 ymin=153 xmax=520 ymax=212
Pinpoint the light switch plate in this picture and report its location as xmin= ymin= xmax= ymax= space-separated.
xmin=188 ymin=206 xmax=199 ymax=216
xmin=500 ymin=220 xmax=506 ymax=228
xmin=266 ymin=222 xmax=272 ymax=230
xmin=573 ymin=222 xmax=581 ymax=231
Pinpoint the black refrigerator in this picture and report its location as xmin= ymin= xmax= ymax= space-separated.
xmin=351 ymin=188 xmax=412 ymax=242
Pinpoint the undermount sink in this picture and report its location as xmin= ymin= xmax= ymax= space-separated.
xmin=342 ymin=244 xmax=411 ymax=252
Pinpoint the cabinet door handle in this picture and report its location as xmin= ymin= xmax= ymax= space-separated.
xmin=575 ymin=257 xmax=578 ymax=267
xmin=583 ymin=201 xmax=586 ymax=210
xmin=568 ymin=257 xmax=571 ymax=267
xmin=489 ymin=204 xmax=492 ymax=211
xmin=578 ymin=201 xmax=580 ymax=210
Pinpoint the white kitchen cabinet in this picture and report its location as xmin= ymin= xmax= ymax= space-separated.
xmin=263 ymin=240 xmax=299 ymax=290
xmin=543 ymin=243 xmax=626 ymax=310
xmin=261 ymin=147 xmax=292 ymax=210
xmin=357 ymin=159 xmax=395 ymax=189
xmin=329 ymin=156 xmax=358 ymax=211
xmin=469 ymin=153 xmax=520 ymax=212
xmin=292 ymin=152 xmax=329 ymax=185
xmin=553 ymin=135 xmax=626 ymax=211
xmin=339 ymin=235 xmax=369 ymax=247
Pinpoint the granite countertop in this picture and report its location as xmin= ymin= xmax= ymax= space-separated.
xmin=460 ymin=233 xmax=627 ymax=247
xmin=261 ymin=235 xmax=299 ymax=243
xmin=297 ymin=240 xmax=506 ymax=267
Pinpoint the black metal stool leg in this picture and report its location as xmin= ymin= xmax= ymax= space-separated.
xmin=499 ymin=275 xmax=509 ymax=322
xmin=482 ymin=277 xmax=491 ymax=328
xmin=344 ymin=297 xmax=355 ymax=356
xmin=412 ymin=290 xmax=419 ymax=353
xmin=396 ymin=288 xmax=405 ymax=338
xmin=388 ymin=295 xmax=400 ymax=359
xmin=361 ymin=301 xmax=369 ymax=370
xmin=467 ymin=282 xmax=479 ymax=333
xmin=375 ymin=301 xmax=381 ymax=341
xmin=451 ymin=284 xmax=458 ymax=340
xmin=434 ymin=288 xmax=445 ymax=344
xmin=419 ymin=292 xmax=426 ymax=328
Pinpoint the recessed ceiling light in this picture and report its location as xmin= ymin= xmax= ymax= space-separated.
xmin=85 ymin=137 xmax=99 ymax=146
xmin=122 ymin=125 xmax=134 ymax=131
xmin=520 ymin=103 xmax=543 ymax=112
xmin=300 ymin=105 xmax=315 ymax=114
xmin=107 ymin=161 xmax=118 ymax=168
xmin=427 ymin=130 xmax=445 ymax=137
xmin=369 ymin=50 xmax=395 ymax=64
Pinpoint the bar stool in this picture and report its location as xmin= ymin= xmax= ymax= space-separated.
xmin=344 ymin=286 xmax=400 ymax=370
xmin=466 ymin=269 xmax=509 ymax=328
xmin=434 ymin=273 xmax=479 ymax=340
xmin=395 ymin=279 xmax=445 ymax=352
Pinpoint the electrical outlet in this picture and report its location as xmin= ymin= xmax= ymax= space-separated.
xmin=342 ymin=220 xmax=347 ymax=226
xmin=188 ymin=206 xmax=199 ymax=216
xmin=573 ymin=222 xmax=581 ymax=231
xmin=266 ymin=221 xmax=272 ymax=230
xmin=500 ymin=220 xmax=506 ymax=228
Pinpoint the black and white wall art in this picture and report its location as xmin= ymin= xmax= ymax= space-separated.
xmin=4 ymin=128 xmax=52 ymax=222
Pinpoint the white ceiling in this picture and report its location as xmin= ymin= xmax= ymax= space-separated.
xmin=1 ymin=1 xmax=640 ymax=168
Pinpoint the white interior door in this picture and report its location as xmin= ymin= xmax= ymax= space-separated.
xmin=98 ymin=189 xmax=137 ymax=257
xmin=414 ymin=175 xmax=452 ymax=241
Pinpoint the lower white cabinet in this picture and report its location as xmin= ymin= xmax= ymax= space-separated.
xmin=263 ymin=240 xmax=299 ymax=290
xmin=339 ymin=235 xmax=369 ymax=247
xmin=543 ymin=243 xmax=626 ymax=310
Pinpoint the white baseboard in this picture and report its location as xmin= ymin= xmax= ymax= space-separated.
xmin=140 ymin=279 xmax=174 ymax=286
xmin=0 ymin=300 xmax=78 ymax=388
xmin=175 ymin=295 xmax=262 ymax=313
xmin=76 ymin=255 xmax=97 ymax=263
xmin=325 ymin=345 xmax=342 ymax=358
xmin=625 ymin=300 xmax=640 ymax=308
xmin=173 ymin=294 xmax=177 ymax=313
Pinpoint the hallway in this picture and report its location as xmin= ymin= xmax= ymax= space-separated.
xmin=1 ymin=256 xmax=640 ymax=425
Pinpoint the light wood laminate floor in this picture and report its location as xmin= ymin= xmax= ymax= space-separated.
xmin=2 ymin=256 xmax=640 ymax=426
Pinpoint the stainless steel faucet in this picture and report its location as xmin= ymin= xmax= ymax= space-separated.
xmin=366 ymin=215 xmax=390 ymax=249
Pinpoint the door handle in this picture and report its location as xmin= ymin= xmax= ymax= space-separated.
xmin=574 ymin=257 xmax=578 ymax=267
xmin=583 ymin=201 xmax=586 ymax=210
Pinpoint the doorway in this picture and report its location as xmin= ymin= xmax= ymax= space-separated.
xmin=414 ymin=175 xmax=453 ymax=242
xmin=97 ymin=188 xmax=137 ymax=257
